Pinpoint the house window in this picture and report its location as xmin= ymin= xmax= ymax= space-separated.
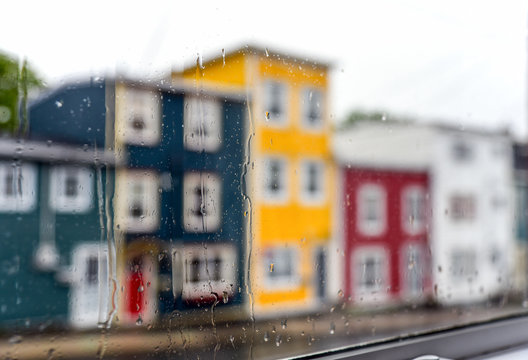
xmin=119 ymin=87 xmax=161 ymax=146
xmin=301 ymin=88 xmax=323 ymax=130
xmin=401 ymin=244 xmax=424 ymax=297
xmin=116 ymin=171 xmax=160 ymax=233
xmin=49 ymin=166 xmax=93 ymax=213
xmin=264 ymin=247 xmax=300 ymax=289
xmin=181 ymin=244 xmax=237 ymax=302
xmin=263 ymin=80 xmax=287 ymax=125
xmin=402 ymin=186 xmax=426 ymax=234
xmin=353 ymin=247 xmax=388 ymax=299
xmin=452 ymin=139 xmax=473 ymax=161
xmin=183 ymin=172 xmax=221 ymax=233
xmin=0 ymin=162 xmax=37 ymax=212
xmin=357 ymin=184 xmax=386 ymax=236
xmin=450 ymin=194 xmax=476 ymax=221
xmin=300 ymin=159 xmax=325 ymax=204
xmin=262 ymin=157 xmax=288 ymax=202
xmin=183 ymin=96 xmax=222 ymax=152
xmin=450 ymin=249 xmax=477 ymax=281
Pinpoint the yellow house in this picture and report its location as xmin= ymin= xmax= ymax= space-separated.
xmin=172 ymin=45 xmax=334 ymax=316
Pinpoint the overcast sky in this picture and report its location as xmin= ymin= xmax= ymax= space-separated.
xmin=2 ymin=0 xmax=528 ymax=137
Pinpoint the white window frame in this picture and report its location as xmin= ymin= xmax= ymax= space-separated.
xmin=183 ymin=96 xmax=222 ymax=152
xmin=400 ymin=243 xmax=425 ymax=298
xmin=263 ymin=246 xmax=300 ymax=290
xmin=401 ymin=185 xmax=426 ymax=235
xmin=0 ymin=162 xmax=37 ymax=213
xmin=357 ymin=184 xmax=387 ymax=236
xmin=49 ymin=165 xmax=93 ymax=214
xmin=450 ymin=249 xmax=478 ymax=282
xmin=115 ymin=170 xmax=160 ymax=233
xmin=183 ymin=172 xmax=221 ymax=233
xmin=300 ymin=87 xmax=324 ymax=131
xmin=261 ymin=156 xmax=289 ymax=204
xmin=118 ymin=87 xmax=161 ymax=146
xmin=181 ymin=244 xmax=236 ymax=301
xmin=262 ymin=79 xmax=288 ymax=127
xmin=352 ymin=246 xmax=389 ymax=302
xmin=299 ymin=158 xmax=326 ymax=205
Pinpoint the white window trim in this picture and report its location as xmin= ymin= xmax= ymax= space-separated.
xmin=183 ymin=172 xmax=222 ymax=233
xmin=181 ymin=244 xmax=237 ymax=301
xmin=262 ymin=79 xmax=289 ymax=127
xmin=260 ymin=156 xmax=289 ymax=204
xmin=352 ymin=246 xmax=389 ymax=302
xmin=262 ymin=245 xmax=301 ymax=290
xmin=299 ymin=158 xmax=326 ymax=205
xmin=300 ymin=87 xmax=324 ymax=131
xmin=0 ymin=162 xmax=37 ymax=213
xmin=357 ymin=183 xmax=387 ymax=236
xmin=183 ymin=96 xmax=222 ymax=153
xmin=49 ymin=165 xmax=93 ymax=214
xmin=401 ymin=185 xmax=426 ymax=235
xmin=117 ymin=86 xmax=161 ymax=146
xmin=115 ymin=170 xmax=160 ymax=233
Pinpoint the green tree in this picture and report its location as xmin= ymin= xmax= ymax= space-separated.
xmin=0 ymin=52 xmax=43 ymax=134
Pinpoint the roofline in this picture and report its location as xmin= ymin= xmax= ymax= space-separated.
xmin=174 ymin=43 xmax=333 ymax=75
xmin=0 ymin=138 xmax=117 ymax=166
xmin=342 ymin=120 xmax=512 ymax=139
xmin=29 ymin=76 xmax=250 ymax=108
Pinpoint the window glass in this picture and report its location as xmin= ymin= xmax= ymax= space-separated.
xmin=301 ymin=88 xmax=323 ymax=130
xmin=0 ymin=162 xmax=36 ymax=212
xmin=183 ymin=96 xmax=222 ymax=152
xmin=49 ymin=165 xmax=93 ymax=213
xmin=357 ymin=184 xmax=386 ymax=236
xmin=299 ymin=159 xmax=325 ymax=204
xmin=262 ymin=157 xmax=288 ymax=203
xmin=263 ymin=80 xmax=288 ymax=126
xmin=183 ymin=172 xmax=221 ymax=232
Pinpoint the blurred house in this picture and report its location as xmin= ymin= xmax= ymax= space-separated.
xmin=173 ymin=45 xmax=335 ymax=315
xmin=334 ymin=122 xmax=515 ymax=305
xmin=0 ymin=137 xmax=115 ymax=329
xmin=26 ymin=78 xmax=248 ymax=327
xmin=513 ymin=143 xmax=528 ymax=296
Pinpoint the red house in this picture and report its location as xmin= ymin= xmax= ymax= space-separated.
xmin=343 ymin=168 xmax=430 ymax=305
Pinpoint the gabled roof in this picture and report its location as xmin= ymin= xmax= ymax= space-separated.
xmin=177 ymin=43 xmax=332 ymax=74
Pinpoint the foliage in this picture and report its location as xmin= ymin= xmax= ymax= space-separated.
xmin=0 ymin=52 xmax=44 ymax=133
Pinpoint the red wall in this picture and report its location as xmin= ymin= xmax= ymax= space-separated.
xmin=343 ymin=167 xmax=430 ymax=302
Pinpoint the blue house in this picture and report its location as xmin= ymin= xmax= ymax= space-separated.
xmin=25 ymin=78 xmax=248 ymax=326
xmin=0 ymin=137 xmax=115 ymax=329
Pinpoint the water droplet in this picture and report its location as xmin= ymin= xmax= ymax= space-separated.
xmin=55 ymin=100 xmax=63 ymax=108
xmin=381 ymin=113 xmax=387 ymax=121
xmin=269 ymin=263 xmax=274 ymax=272
xmin=275 ymin=335 xmax=282 ymax=347
xmin=338 ymin=289 xmax=344 ymax=298
xmin=329 ymin=322 xmax=335 ymax=334
xmin=8 ymin=335 xmax=22 ymax=344
xmin=265 ymin=111 xmax=270 ymax=121
xmin=136 ymin=316 xmax=143 ymax=326
xmin=265 ymin=48 xmax=269 ymax=57
xmin=222 ymin=291 xmax=229 ymax=304
xmin=263 ymin=331 xmax=270 ymax=342
xmin=222 ymin=48 xmax=226 ymax=66
xmin=138 ymin=285 xmax=144 ymax=293
xmin=281 ymin=319 xmax=287 ymax=329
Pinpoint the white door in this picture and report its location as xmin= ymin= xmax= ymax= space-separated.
xmin=70 ymin=244 xmax=109 ymax=328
